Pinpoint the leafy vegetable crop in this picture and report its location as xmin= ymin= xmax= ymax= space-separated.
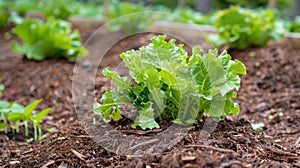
xmin=288 ymin=16 xmax=300 ymax=33
xmin=11 ymin=17 xmax=87 ymax=61
xmin=171 ymin=7 xmax=215 ymax=26
xmin=39 ymin=0 xmax=79 ymax=20
xmin=0 ymin=99 xmax=51 ymax=141
xmin=5 ymin=0 xmax=38 ymax=16
xmin=207 ymin=6 xmax=284 ymax=49
xmin=106 ymin=0 xmax=154 ymax=35
xmin=94 ymin=35 xmax=246 ymax=130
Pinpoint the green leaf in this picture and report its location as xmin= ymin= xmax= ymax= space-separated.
xmin=10 ymin=103 xmax=25 ymax=113
xmin=8 ymin=112 xmax=25 ymax=122
xmin=35 ymin=108 xmax=51 ymax=122
xmin=0 ymin=101 xmax=11 ymax=109
xmin=24 ymin=99 xmax=42 ymax=117
xmin=110 ymin=107 xmax=121 ymax=121
xmin=173 ymin=93 xmax=199 ymax=125
xmin=102 ymin=67 xmax=131 ymax=90
xmin=93 ymin=100 xmax=102 ymax=115
xmin=251 ymin=122 xmax=265 ymax=131
xmin=132 ymin=103 xmax=159 ymax=130
xmin=205 ymin=94 xmax=226 ymax=118
xmin=0 ymin=123 xmax=8 ymax=129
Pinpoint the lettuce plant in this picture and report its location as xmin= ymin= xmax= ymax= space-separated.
xmin=207 ymin=6 xmax=284 ymax=49
xmin=5 ymin=0 xmax=38 ymax=16
xmin=39 ymin=0 xmax=79 ymax=20
xmin=288 ymin=16 xmax=300 ymax=33
xmin=11 ymin=17 xmax=87 ymax=61
xmin=94 ymin=35 xmax=246 ymax=130
xmin=0 ymin=99 xmax=51 ymax=141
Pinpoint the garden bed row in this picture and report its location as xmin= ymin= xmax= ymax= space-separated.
xmin=0 ymin=21 xmax=299 ymax=167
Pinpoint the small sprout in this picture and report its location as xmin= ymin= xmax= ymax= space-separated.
xmin=26 ymin=138 xmax=34 ymax=143
xmin=251 ymin=122 xmax=265 ymax=131
xmin=58 ymin=137 xmax=66 ymax=141
xmin=0 ymin=85 xmax=4 ymax=94
xmin=46 ymin=127 xmax=58 ymax=133
xmin=0 ymin=78 xmax=4 ymax=94
xmin=249 ymin=52 xmax=256 ymax=58
xmin=0 ymin=99 xmax=51 ymax=142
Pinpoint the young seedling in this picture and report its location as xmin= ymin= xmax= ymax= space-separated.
xmin=29 ymin=107 xmax=51 ymax=140
xmin=0 ymin=99 xmax=51 ymax=141
xmin=0 ymin=101 xmax=24 ymax=133
xmin=23 ymin=99 xmax=51 ymax=140
xmin=0 ymin=78 xmax=4 ymax=94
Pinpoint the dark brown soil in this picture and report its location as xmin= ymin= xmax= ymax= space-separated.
xmin=0 ymin=22 xmax=299 ymax=168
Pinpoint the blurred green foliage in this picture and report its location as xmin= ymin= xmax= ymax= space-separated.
xmin=73 ymin=3 xmax=103 ymax=19
xmin=0 ymin=8 xmax=9 ymax=30
xmin=106 ymin=0 xmax=154 ymax=34
xmin=144 ymin=0 xmax=196 ymax=9
xmin=207 ymin=6 xmax=285 ymax=49
xmin=215 ymin=0 xmax=295 ymax=11
xmin=0 ymin=0 xmax=38 ymax=16
xmin=11 ymin=17 xmax=87 ymax=61
xmin=39 ymin=0 xmax=79 ymax=20
xmin=172 ymin=7 xmax=215 ymax=25
xmin=288 ymin=16 xmax=300 ymax=32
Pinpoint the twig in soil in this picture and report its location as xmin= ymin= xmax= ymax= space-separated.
xmin=181 ymin=156 xmax=196 ymax=161
xmin=270 ymin=147 xmax=298 ymax=157
xmin=279 ymin=129 xmax=300 ymax=135
xmin=21 ymin=149 xmax=34 ymax=155
xmin=128 ymin=139 xmax=159 ymax=151
xmin=184 ymin=145 xmax=238 ymax=156
xmin=41 ymin=160 xmax=55 ymax=168
xmin=220 ymin=160 xmax=241 ymax=167
xmin=71 ymin=149 xmax=87 ymax=161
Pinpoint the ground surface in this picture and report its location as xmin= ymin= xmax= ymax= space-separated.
xmin=0 ymin=22 xmax=299 ymax=167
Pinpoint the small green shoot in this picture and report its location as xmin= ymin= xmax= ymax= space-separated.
xmin=251 ymin=122 xmax=265 ymax=131
xmin=0 ymin=99 xmax=51 ymax=141
xmin=0 ymin=78 xmax=4 ymax=94
xmin=57 ymin=137 xmax=66 ymax=141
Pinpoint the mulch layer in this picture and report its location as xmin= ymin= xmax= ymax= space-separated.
xmin=0 ymin=22 xmax=299 ymax=168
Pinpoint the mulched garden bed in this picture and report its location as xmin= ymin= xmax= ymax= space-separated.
xmin=0 ymin=23 xmax=299 ymax=167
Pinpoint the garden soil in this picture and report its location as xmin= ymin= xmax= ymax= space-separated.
xmin=0 ymin=23 xmax=299 ymax=167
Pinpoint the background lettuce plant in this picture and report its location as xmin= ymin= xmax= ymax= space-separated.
xmin=39 ymin=0 xmax=79 ymax=20
xmin=207 ymin=6 xmax=284 ymax=49
xmin=94 ymin=35 xmax=246 ymax=130
xmin=11 ymin=17 xmax=87 ymax=61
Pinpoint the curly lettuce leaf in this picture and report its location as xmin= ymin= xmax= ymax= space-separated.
xmin=207 ymin=6 xmax=284 ymax=49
